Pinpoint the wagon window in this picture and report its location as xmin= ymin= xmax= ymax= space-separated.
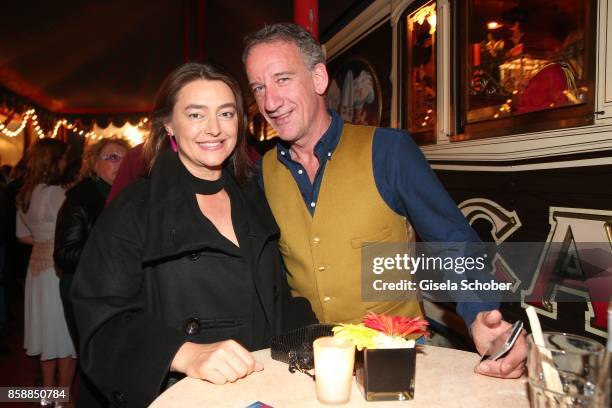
xmin=400 ymin=0 xmax=438 ymax=145
xmin=454 ymin=0 xmax=595 ymax=140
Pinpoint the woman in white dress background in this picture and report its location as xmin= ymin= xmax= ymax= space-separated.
xmin=16 ymin=138 xmax=76 ymax=394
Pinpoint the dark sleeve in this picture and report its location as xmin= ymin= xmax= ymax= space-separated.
xmin=71 ymin=198 xmax=185 ymax=407
xmin=372 ymin=128 xmax=481 ymax=243
xmin=279 ymin=260 xmax=318 ymax=331
xmin=372 ymin=129 xmax=499 ymax=328
xmin=54 ymin=196 xmax=88 ymax=275
xmin=255 ymin=157 xmax=264 ymax=191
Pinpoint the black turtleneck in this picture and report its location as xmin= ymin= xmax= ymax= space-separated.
xmin=179 ymin=161 xmax=226 ymax=195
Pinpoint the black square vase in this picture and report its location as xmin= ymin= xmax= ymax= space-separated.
xmin=355 ymin=348 xmax=416 ymax=401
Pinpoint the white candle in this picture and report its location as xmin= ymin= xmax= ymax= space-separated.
xmin=313 ymin=336 xmax=355 ymax=405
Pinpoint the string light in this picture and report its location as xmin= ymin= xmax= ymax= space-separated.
xmin=120 ymin=116 xmax=150 ymax=145
xmin=0 ymin=109 xmax=35 ymax=137
xmin=30 ymin=112 xmax=46 ymax=139
xmin=1 ymin=106 xmax=148 ymax=144
xmin=50 ymin=119 xmax=65 ymax=138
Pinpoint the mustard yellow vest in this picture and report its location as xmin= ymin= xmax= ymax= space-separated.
xmin=263 ymin=124 xmax=422 ymax=323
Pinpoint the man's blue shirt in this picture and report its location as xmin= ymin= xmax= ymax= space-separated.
xmin=259 ymin=110 xmax=499 ymax=328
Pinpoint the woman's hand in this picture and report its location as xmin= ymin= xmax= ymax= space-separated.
xmin=171 ymin=340 xmax=263 ymax=384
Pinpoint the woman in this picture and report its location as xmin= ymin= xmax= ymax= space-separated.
xmin=54 ymin=137 xmax=129 ymax=344
xmin=72 ymin=63 xmax=312 ymax=407
xmin=55 ymin=137 xmax=129 ymax=408
xmin=16 ymin=138 xmax=76 ymax=399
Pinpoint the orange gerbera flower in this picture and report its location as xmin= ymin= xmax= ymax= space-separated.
xmin=362 ymin=312 xmax=429 ymax=339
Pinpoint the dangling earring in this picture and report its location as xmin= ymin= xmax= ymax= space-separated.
xmin=166 ymin=129 xmax=178 ymax=152
xmin=169 ymin=135 xmax=178 ymax=152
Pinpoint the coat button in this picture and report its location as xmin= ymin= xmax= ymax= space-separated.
xmin=189 ymin=252 xmax=201 ymax=261
xmin=184 ymin=317 xmax=200 ymax=335
xmin=110 ymin=391 xmax=127 ymax=408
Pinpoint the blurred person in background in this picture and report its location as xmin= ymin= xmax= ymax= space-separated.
xmin=0 ymin=159 xmax=30 ymax=330
xmin=1 ymin=164 xmax=13 ymax=186
xmin=0 ymin=163 xmax=12 ymax=353
xmin=54 ymin=137 xmax=129 ymax=344
xmin=16 ymin=138 xmax=76 ymax=405
xmin=60 ymin=159 xmax=82 ymax=192
xmin=54 ymin=137 xmax=129 ymax=407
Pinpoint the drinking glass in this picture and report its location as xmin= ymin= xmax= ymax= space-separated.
xmin=527 ymin=332 xmax=606 ymax=407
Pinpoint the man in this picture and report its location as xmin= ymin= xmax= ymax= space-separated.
xmin=243 ymin=22 xmax=526 ymax=378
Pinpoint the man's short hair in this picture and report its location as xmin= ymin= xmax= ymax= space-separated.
xmin=242 ymin=22 xmax=325 ymax=70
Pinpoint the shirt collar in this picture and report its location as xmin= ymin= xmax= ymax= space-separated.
xmin=276 ymin=109 xmax=343 ymax=164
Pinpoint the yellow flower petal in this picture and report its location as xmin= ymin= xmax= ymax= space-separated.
xmin=332 ymin=324 xmax=380 ymax=350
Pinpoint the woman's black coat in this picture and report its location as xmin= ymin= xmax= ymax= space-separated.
xmin=71 ymin=150 xmax=314 ymax=408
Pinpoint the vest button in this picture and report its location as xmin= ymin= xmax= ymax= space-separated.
xmin=318 ymin=266 xmax=325 ymax=271
xmin=313 ymin=237 xmax=320 ymax=244
xmin=323 ymin=296 xmax=331 ymax=302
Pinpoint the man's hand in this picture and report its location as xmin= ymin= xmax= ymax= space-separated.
xmin=472 ymin=310 xmax=527 ymax=378
xmin=171 ymin=340 xmax=264 ymax=384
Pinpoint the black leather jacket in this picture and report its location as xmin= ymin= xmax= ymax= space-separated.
xmin=54 ymin=177 xmax=110 ymax=275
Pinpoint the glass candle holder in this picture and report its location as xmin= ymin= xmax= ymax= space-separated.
xmin=313 ymin=336 xmax=355 ymax=405
xmin=355 ymin=347 xmax=416 ymax=401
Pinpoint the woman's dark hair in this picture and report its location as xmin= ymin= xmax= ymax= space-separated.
xmin=61 ymin=159 xmax=82 ymax=188
xmin=17 ymin=138 xmax=67 ymax=212
xmin=144 ymin=62 xmax=252 ymax=184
